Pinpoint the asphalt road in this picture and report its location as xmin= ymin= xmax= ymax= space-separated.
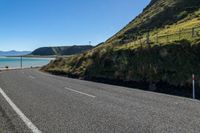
xmin=0 ymin=69 xmax=199 ymax=133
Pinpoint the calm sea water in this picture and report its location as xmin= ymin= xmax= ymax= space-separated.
xmin=0 ymin=57 xmax=53 ymax=69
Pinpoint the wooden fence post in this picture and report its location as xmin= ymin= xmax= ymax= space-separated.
xmin=146 ymin=32 xmax=150 ymax=48
xmin=166 ymin=34 xmax=169 ymax=43
xmin=156 ymin=33 xmax=158 ymax=43
xmin=192 ymin=27 xmax=195 ymax=37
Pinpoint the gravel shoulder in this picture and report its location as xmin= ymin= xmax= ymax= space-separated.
xmin=0 ymin=104 xmax=16 ymax=133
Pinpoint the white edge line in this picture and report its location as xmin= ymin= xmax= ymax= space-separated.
xmin=65 ymin=87 xmax=96 ymax=98
xmin=0 ymin=87 xmax=42 ymax=133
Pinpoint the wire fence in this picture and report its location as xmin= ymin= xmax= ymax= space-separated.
xmin=127 ymin=25 xmax=200 ymax=48
xmin=154 ymin=26 xmax=200 ymax=44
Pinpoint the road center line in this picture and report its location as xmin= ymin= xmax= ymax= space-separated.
xmin=29 ymin=75 xmax=35 ymax=79
xmin=0 ymin=87 xmax=42 ymax=133
xmin=64 ymin=87 xmax=96 ymax=98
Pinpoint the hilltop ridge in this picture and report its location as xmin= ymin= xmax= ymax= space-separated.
xmin=31 ymin=45 xmax=93 ymax=56
xmin=106 ymin=0 xmax=200 ymax=45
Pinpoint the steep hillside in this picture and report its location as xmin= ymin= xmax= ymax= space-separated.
xmin=31 ymin=45 xmax=93 ymax=56
xmin=106 ymin=0 xmax=200 ymax=45
xmin=43 ymin=0 xmax=200 ymax=98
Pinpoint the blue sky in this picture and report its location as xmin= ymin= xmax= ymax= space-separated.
xmin=0 ymin=0 xmax=150 ymax=51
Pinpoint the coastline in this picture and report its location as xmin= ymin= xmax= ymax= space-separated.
xmin=0 ymin=67 xmax=40 ymax=71
xmin=7 ymin=55 xmax=71 ymax=59
xmin=0 ymin=57 xmax=53 ymax=70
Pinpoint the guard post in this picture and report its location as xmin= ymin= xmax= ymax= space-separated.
xmin=192 ymin=74 xmax=195 ymax=99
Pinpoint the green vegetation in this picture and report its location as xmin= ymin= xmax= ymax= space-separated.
xmin=43 ymin=39 xmax=200 ymax=86
xmin=31 ymin=45 xmax=93 ymax=56
xmin=43 ymin=0 xmax=200 ymax=93
xmin=106 ymin=0 xmax=200 ymax=46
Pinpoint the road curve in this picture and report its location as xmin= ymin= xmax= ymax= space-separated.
xmin=0 ymin=69 xmax=199 ymax=133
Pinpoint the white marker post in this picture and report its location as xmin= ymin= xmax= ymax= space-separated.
xmin=192 ymin=74 xmax=195 ymax=99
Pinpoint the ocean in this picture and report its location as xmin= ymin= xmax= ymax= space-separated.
xmin=0 ymin=57 xmax=53 ymax=69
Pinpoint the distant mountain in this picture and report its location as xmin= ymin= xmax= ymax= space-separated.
xmin=0 ymin=50 xmax=31 ymax=56
xmin=31 ymin=45 xmax=93 ymax=56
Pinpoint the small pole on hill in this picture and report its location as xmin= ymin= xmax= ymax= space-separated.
xmin=192 ymin=74 xmax=195 ymax=99
xmin=166 ymin=34 xmax=169 ymax=43
xmin=146 ymin=32 xmax=150 ymax=48
xmin=156 ymin=33 xmax=158 ymax=43
xmin=179 ymin=29 xmax=181 ymax=40
xmin=192 ymin=27 xmax=195 ymax=38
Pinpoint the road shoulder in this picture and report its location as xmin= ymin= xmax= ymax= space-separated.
xmin=0 ymin=102 xmax=16 ymax=133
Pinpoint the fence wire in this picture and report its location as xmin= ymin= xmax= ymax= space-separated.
xmin=127 ymin=26 xmax=200 ymax=48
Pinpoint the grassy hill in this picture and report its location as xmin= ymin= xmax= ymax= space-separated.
xmin=31 ymin=45 xmax=93 ymax=56
xmin=106 ymin=0 xmax=200 ymax=45
xmin=43 ymin=0 xmax=200 ymax=98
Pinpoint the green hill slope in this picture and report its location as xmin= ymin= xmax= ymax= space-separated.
xmin=31 ymin=45 xmax=93 ymax=56
xmin=43 ymin=0 xmax=200 ymax=98
xmin=106 ymin=0 xmax=200 ymax=46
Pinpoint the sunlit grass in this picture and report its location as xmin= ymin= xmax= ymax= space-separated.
xmin=116 ymin=13 xmax=200 ymax=51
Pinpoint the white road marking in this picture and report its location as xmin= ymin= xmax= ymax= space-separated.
xmin=64 ymin=87 xmax=96 ymax=98
xmin=29 ymin=75 xmax=35 ymax=79
xmin=0 ymin=87 xmax=42 ymax=133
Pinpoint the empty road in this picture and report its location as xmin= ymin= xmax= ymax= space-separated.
xmin=0 ymin=69 xmax=199 ymax=133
